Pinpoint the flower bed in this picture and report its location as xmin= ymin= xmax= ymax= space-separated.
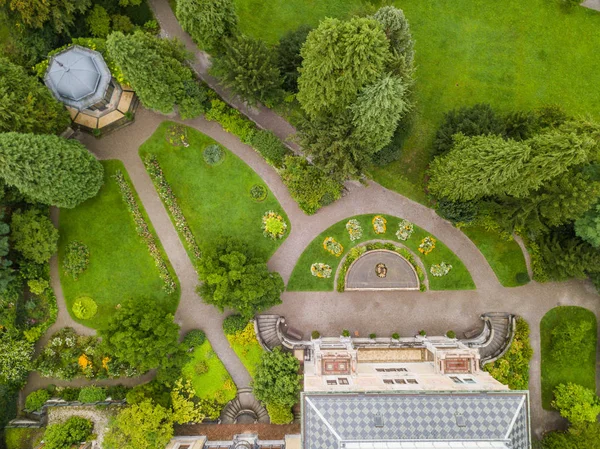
xmin=346 ymin=219 xmax=363 ymax=241
xmin=418 ymin=236 xmax=436 ymax=255
xmin=395 ymin=219 xmax=414 ymax=241
xmin=143 ymin=156 xmax=202 ymax=261
xmin=311 ymin=263 xmax=332 ymax=278
xmin=430 ymin=262 xmax=452 ymax=277
xmin=113 ymin=170 xmax=176 ymax=292
xmin=165 ymin=124 xmax=189 ymax=147
xmin=262 ymin=210 xmax=287 ymax=239
xmin=372 ymin=215 xmax=387 ymax=234
xmin=323 ymin=237 xmax=343 ymax=256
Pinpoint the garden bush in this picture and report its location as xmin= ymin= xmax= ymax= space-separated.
xmin=515 ymin=272 xmax=530 ymax=285
xmin=250 ymin=184 xmax=267 ymax=202
xmin=551 ymin=318 xmax=595 ymax=364
xmin=72 ymin=297 xmax=98 ymax=320
xmin=223 ymin=314 xmax=248 ymax=335
xmin=194 ymin=360 xmax=209 ymax=375
xmin=183 ymin=329 xmax=206 ymax=349
xmin=341 ymin=329 xmax=350 ymax=337
xmin=266 ymin=401 xmax=294 ymax=424
xmin=392 ymin=332 xmax=400 ymax=340
xmin=311 ymin=331 xmax=320 ymax=339
xmin=446 ymin=330 xmax=456 ymax=339
xmin=552 ymin=383 xmax=600 ymax=424
xmin=203 ymin=144 xmax=225 ymax=166
xmin=205 ymin=99 xmax=256 ymax=144
xmin=178 ymin=80 xmax=209 ymax=120
xmin=484 ymin=318 xmax=532 ymax=390
xmin=43 ymin=417 xmax=93 ymax=449
xmin=25 ymin=389 xmax=50 ymax=411
xmin=249 ymin=130 xmax=289 ymax=167
xmin=369 ymin=333 xmax=376 ymax=339
xmin=78 ymin=386 xmax=106 ymax=403
xmin=57 ymin=387 xmax=80 ymax=402
xmin=253 ymin=347 xmax=301 ymax=408
xmin=106 ymin=385 xmax=130 ymax=401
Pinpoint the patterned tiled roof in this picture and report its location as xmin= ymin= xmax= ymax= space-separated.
xmin=302 ymin=392 xmax=530 ymax=449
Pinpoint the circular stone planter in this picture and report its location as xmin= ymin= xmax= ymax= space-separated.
xmin=344 ymin=249 xmax=420 ymax=291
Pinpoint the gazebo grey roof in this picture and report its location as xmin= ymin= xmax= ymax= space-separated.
xmin=44 ymin=45 xmax=112 ymax=110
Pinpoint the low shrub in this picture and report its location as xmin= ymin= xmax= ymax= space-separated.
xmin=311 ymin=331 xmax=320 ymax=339
xmin=78 ymin=386 xmax=106 ymax=403
xmin=262 ymin=210 xmax=287 ymax=239
xmin=205 ymin=99 xmax=256 ymax=144
xmin=203 ymin=144 xmax=225 ymax=166
xmin=28 ymin=279 xmax=49 ymax=295
xmin=250 ymin=184 xmax=267 ymax=202
xmin=446 ymin=330 xmax=456 ymax=339
xmin=418 ymin=330 xmax=427 ymax=336
xmin=72 ymin=297 xmax=98 ymax=320
xmin=43 ymin=417 xmax=93 ymax=449
xmin=63 ymin=241 xmax=90 ymax=280
xmin=57 ymin=387 xmax=80 ymax=402
xmin=249 ymin=130 xmax=289 ymax=167
xmin=106 ymin=385 xmax=130 ymax=401
xmin=183 ymin=329 xmax=206 ymax=349
xmin=25 ymin=389 xmax=50 ymax=411
xmin=178 ymin=80 xmax=209 ymax=120
xmin=341 ymin=329 xmax=350 ymax=337
xmin=194 ymin=360 xmax=209 ymax=375
xmin=266 ymin=401 xmax=294 ymax=424
xmin=392 ymin=332 xmax=400 ymax=340
xmin=223 ymin=314 xmax=248 ymax=335
xmin=336 ymin=246 xmax=367 ymax=292
xmin=515 ymin=272 xmax=530 ymax=285
xmin=369 ymin=333 xmax=376 ymax=339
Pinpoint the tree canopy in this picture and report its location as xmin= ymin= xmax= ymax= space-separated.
xmin=0 ymin=133 xmax=104 ymax=208
xmin=0 ymin=57 xmax=70 ymax=135
xmin=0 ymin=333 xmax=34 ymax=388
xmin=10 ymin=209 xmax=58 ymax=264
xmin=196 ymin=237 xmax=284 ymax=319
xmin=552 ymin=383 xmax=600 ymax=424
xmin=107 ymin=31 xmax=192 ymax=113
xmin=0 ymin=0 xmax=90 ymax=34
xmin=252 ymin=347 xmax=301 ymax=408
xmin=99 ymin=299 xmax=180 ymax=373
xmin=576 ymin=202 xmax=600 ymax=247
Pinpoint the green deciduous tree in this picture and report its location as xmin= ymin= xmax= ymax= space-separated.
xmin=10 ymin=209 xmax=58 ymax=264
xmin=212 ymin=34 xmax=282 ymax=104
xmin=196 ymin=238 xmax=284 ymax=319
xmin=575 ymin=202 xmax=600 ymax=247
xmin=44 ymin=417 xmax=93 ymax=449
xmin=104 ymin=400 xmax=174 ymax=449
xmin=86 ymin=5 xmax=111 ymax=38
xmin=276 ymin=25 xmax=312 ymax=92
xmin=297 ymin=17 xmax=391 ymax=118
xmin=551 ymin=318 xmax=595 ymax=365
xmin=552 ymin=383 xmax=600 ymax=424
xmin=350 ymin=75 xmax=409 ymax=151
xmin=99 ymin=299 xmax=180 ymax=373
xmin=0 ymin=58 xmax=70 ymax=135
xmin=0 ymin=0 xmax=90 ymax=33
xmin=170 ymin=378 xmax=205 ymax=424
xmin=0 ymin=333 xmax=34 ymax=387
xmin=107 ymin=31 xmax=192 ymax=113
xmin=175 ymin=0 xmax=237 ymax=54
xmin=541 ymin=422 xmax=600 ymax=449
xmin=0 ymin=133 xmax=103 ymax=208
xmin=252 ymin=347 xmax=301 ymax=408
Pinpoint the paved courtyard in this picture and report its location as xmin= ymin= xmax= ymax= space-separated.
xmin=25 ymin=1 xmax=600 ymax=442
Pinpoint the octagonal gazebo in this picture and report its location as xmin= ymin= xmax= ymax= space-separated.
xmin=44 ymin=45 xmax=136 ymax=131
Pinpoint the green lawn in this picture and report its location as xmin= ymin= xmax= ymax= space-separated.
xmin=287 ymin=214 xmax=474 ymax=291
xmin=540 ymin=306 xmax=597 ymax=409
xmin=461 ymin=227 xmax=529 ymax=287
xmin=58 ymin=160 xmax=180 ymax=329
xmin=234 ymin=0 xmax=600 ymax=204
xmin=139 ymin=121 xmax=288 ymax=259
xmin=181 ymin=340 xmax=237 ymax=403
xmin=4 ymin=428 xmax=44 ymax=449
xmin=226 ymin=323 xmax=265 ymax=378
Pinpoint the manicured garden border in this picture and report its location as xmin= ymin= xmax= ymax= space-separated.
xmin=540 ymin=306 xmax=597 ymax=409
xmin=287 ymin=214 xmax=474 ymax=291
xmin=226 ymin=322 xmax=265 ymax=378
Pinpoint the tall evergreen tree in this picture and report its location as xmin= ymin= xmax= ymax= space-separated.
xmin=107 ymin=31 xmax=192 ymax=113
xmin=0 ymin=58 xmax=70 ymax=135
xmin=350 ymin=75 xmax=409 ymax=151
xmin=576 ymin=202 xmax=600 ymax=248
xmin=372 ymin=6 xmax=415 ymax=82
xmin=297 ymin=17 xmax=391 ymax=118
xmin=0 ymin=133 xmax=103 ymax=208
xmin=212 ymin=34 xmax=282 ymax=104
xmin=276 ymin=25 xmax=312 ymax=92
xmin=175 ymin=0 xmax=238 ymax=54
xmin=0 ymin=0 xmax=90 ymax=33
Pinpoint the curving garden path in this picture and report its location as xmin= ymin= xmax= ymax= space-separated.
xmin=25 ymin=1 xmax=600 ymax=441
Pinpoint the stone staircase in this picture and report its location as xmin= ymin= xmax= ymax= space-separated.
xmin=254 ymin=315 xmax=283 ymax=351
xmin=219 ymin=388 xmax=269 ymax=424
xmin=478 ymin=313 xmax=516 ymax=365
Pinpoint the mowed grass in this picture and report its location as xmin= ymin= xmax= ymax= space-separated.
xmin=461 ymin=227 xmax=529 ymax=287
xmin=287 ymin=214 xmax=474 ymax=291
xmin=233 ymin=0 xmax=600 ymax=204
xmin=181 ymin=340 xmax=237 ymax=403
xmin=540 ymin=306 xmax=597 ymax=409
xmin=139 ymin=122 xmax=288 ymax=259
xmin=4 ymin=428 xmax=44 ymax=449
xmin=58 ymin=160 xmax=179 ymax=329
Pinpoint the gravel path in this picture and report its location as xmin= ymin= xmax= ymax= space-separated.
xmin=48 ymin=405 xmax=122 ymax=448
xmin=25 ymin=2 xmax=600 ymax=440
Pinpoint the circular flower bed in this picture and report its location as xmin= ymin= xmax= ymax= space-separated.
xmin=203 ymin=144 xmax=225 ymax=166
xmin=396 ymin=219 xmax=414 ymax=241
xmin=311 ymin=263 xmax=332 ymax=278
xmin=262 ymin=210 xmax=287 ymax=239
xmin=323 ymin=236 xmax=344 ymax=256
xmin=72 ymin=296 xmax=98 ymax=320
xmin=419 ymin=236 xmax=436 ymax=255
xmin=166 ymin=124 xmax=189 ymax=147
xmin=346 ymin=219 xmax=363 ymax=241
xmin=372 ymin=215 xmax=387 ymax=234
xmin=250 ymin=184 xmax=267 ymax=202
